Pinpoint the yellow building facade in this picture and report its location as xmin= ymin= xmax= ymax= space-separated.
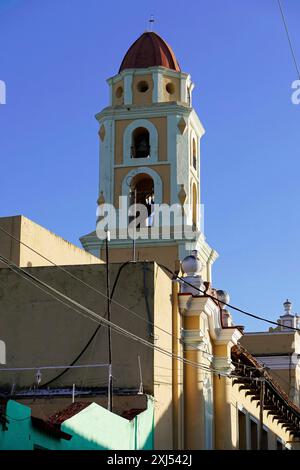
xmin=79 ymin=30 xmax=300 ymax=450
xmin=0 ymin=31 xmax=299 ymax=451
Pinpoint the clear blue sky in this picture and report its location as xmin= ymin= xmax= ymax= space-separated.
xmin=0 ymin=0 xmax=299 ymax=331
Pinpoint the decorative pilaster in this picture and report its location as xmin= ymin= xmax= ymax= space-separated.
xmin=179 ymin=294 xmax=215 ymax=449
xmin=123 ymin=72 xmax=133 ymax=105
xmin=213 ymin=328 xmax=243 ymax=450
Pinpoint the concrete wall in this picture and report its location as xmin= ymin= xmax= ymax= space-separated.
xmin=241 ymin=332 xmax=296 ymax=356
xmin=241 ymin=332 xmax=300 ymax=403
xmin=0 ymin=261 xmax=172 ymax=449
xmin=0 ymin=262 xmax=162 ymax=389
xmin=100 ymin=244 xmax=179 ymax=274
xmin=0 ymin=215 xmax=102 ymax=269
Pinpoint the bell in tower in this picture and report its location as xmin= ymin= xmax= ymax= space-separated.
xmin=131 ymin=127 xmax=150 ymax=159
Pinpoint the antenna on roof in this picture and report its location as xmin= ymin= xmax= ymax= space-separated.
xmin=137 ymin=355 xmax=144 ymax=395
xmin=148 ymin=14 xmax=155 ymax=31
xmin=72 ymin=383 xmax=75 ymax=403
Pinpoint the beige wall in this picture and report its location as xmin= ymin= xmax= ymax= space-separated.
xmin=100 ymin=244 xmax=179 ymax=273
xmin=0 ymin=215 xmax=102 ymax=269
xmin=241 ymin=332 xmax=296 ymax=355
xmin=0 ymin=263 xmax=155 ymax=389
xmin=132 ymin=74 xmax=154 ymax=106
xmin=0 ymin=261 xmax=173 ymax=449
xmin=241 ymin=332 xmax=299 ymax=401
xmin=112 ymin=79 xmax=124 ymax=106
xmin=161 ymin=75 xmax=181 ymax=102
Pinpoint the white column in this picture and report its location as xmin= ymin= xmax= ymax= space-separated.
xmin=152 ymin=70 xmax=163 ymax=103
xmin=180 ymin=76 xmax=187 ymax=103
xmin=124 ymin=73 xmax=133 ymax=105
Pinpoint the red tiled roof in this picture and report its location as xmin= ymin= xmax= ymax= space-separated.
xmin=121 ymin=408 xmax=144 ymax=421
xmin=232 ymin=344 xmax=300 ymax=417
xmin=119 ymin=32 xmax=180 ymax=73
xmin=48 ymin=401 xmax=91 ymax=426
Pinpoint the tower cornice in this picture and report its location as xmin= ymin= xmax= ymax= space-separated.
xmin=95 ymin=103 xmax=205 ymax=136
xmin=96 ymin=102 xmax=193 ymax=122
xmin=107 ymin=66 xmax=190 ymax=84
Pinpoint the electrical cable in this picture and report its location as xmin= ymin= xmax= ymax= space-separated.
xmin=0 ymin=226 xmax=196 ymax=344
xmin=0 ymin=255 xmax=260 ymax=385
xmin=277 ymin=0 xmax=300 ymax=80
xmin=0 ymin=253 xmax=229 ymax=378
xmin=0 ymin=251 xmax=216 ymax=394
xmin=0 ymin=364 xmax=109 ymax=372
xmin=158 ymin=263 xmax=300 ymax=333
xmin=0 ymin=226 xmax=217 ymax=364
xmin=42 ymin=261 xmax=132 ymax=387
xmin=2 ymin=224 xmax=298 ymax=342
xmin=2 ymin=227 xmax=298 ymax=393
xmin=2 ymin=235 xmax=298 ymax=436
xmin=0 ymin=241 xmax=290 ymax=398
xmin=0 ymin=223 xmax=293 ymax=333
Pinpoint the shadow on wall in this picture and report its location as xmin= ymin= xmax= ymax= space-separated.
xmin=61 ymin=399 xmax=154 ymax=450
xmin=0 ymin=398 xmax=154 ymax=450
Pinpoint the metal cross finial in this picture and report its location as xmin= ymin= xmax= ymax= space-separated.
xmin=149 ymin=14 xmax=154 ymax=31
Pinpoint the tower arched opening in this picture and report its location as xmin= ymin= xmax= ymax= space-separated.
xmin=131 ymin=127 xmax=150 ymax=159
xmin=129 ymin=173 xmax=155 ymax=227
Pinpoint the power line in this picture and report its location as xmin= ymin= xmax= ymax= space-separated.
xmin=0 ymin=255 xmax=274 ymax=386
xmin=1 ymin=222 xmax=298 ymax=342
xmin=1 ymin=223 xmax=299 ymax=400
xmin=0 ymin=225 xmax=215 ymax=360
xmin=0 ymin=364 xmax=109 ymax=372
xmin=0 ymin=251 xmax=216 ymax=383
xmin=2 ymin=225 xmax=298 ymax=370
xmin=277 ymin=0 xmax=300 ymax=80
xmin=158 ymin=263 xmax=300 ymax=333
xmin=1 ymin=222 xmax=299 ymax=419
xmin=0 ymin=227 xmax=169 ymax=334
xmin=43 ymin=261 xmax=131 ymax=387
xmin=0 ymin=253 xmax=229 ymax=378
xmin=0 ymin=248 xmax=298 ymax=424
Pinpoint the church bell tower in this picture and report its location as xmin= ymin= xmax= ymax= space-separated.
xmin=80 ymin=31 xmax=217 ymax=279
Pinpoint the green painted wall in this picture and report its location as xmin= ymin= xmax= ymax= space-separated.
xmin=61 ymin=396 xmax=154 ymax=450
xmin=0 ymin=400 xmax=61 ymax=450
xmin=0 ymin=400 xmax=31 ymax=450
xmin=0 ymin=397 xmax=154 ymax=450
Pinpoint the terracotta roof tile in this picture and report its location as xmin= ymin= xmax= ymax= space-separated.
xmin=48 ymin=401 xmax=91 ymax=426
xmin=232 ymin=344 xmax=300 ymax=417
xmin=119 ymin=32 xmax=180 ymax=73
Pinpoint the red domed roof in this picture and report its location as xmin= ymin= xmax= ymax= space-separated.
xmin=119 ymin=32 xmax=181 ymax=73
